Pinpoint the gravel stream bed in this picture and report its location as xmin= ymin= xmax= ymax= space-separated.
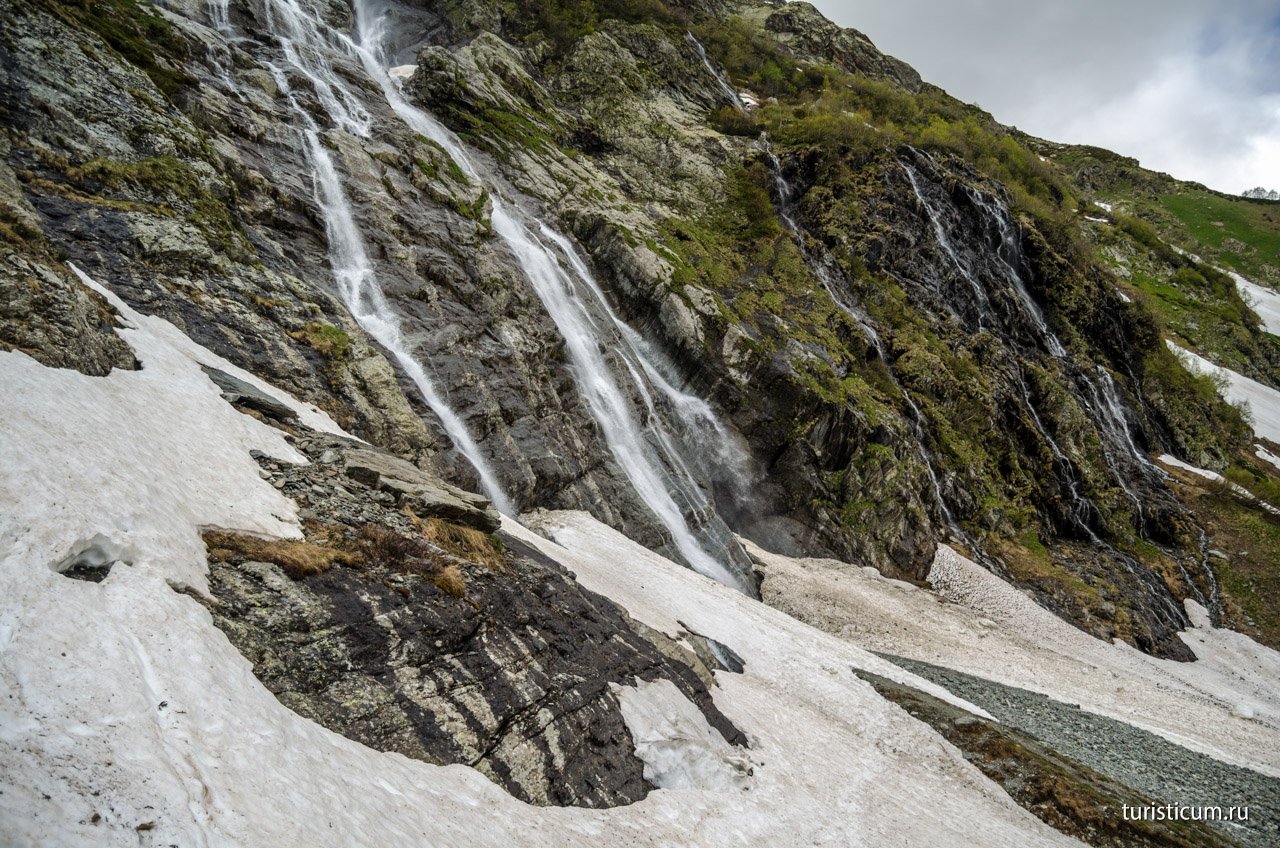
xmin=882 ymin=654 xmax=1279 ymax=847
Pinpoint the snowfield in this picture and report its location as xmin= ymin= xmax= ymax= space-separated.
xmin=0 ymin=271 xmax=1084 ymax=846
xmin=1229 ymin=271 xmax=1280 ymax=337
xmin=756 ymin=542 xmax=1280 ymax=778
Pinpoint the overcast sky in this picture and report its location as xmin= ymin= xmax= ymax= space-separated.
xmin=808 ymin=0 xmax=1280 ymax=194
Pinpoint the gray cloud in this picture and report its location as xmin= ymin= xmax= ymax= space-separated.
xmin=808 ymin=0 xmax=1280 ymax=193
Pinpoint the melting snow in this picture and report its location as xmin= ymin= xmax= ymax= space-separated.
xmin=612 ymin=679 xmax=753 ymax=792
xmin=1156 ymin=454 xmax=1280 ymax=515
xmin=1 ymin=272 xmax=1077 ymax=845
xmin=1228 ymin=270 xmax=1280 ymax=336
xmin=71 ymin=265 xmax=353 ymax=440
xmin=752 ymin=542 xmax=1280 ymax=778
xmin=1168 ymin=341 xmax=1280 ymax=443
xmin=1256 ymin=444 xmax=1280 ymax=471
xmin=1158 ymin=453 xmax=1230 ymax=484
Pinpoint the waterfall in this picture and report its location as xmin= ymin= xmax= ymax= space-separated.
xmin=346 ymin=1 xmax=753 ymax=590
xmin=538 ymin=225 xmax=759 ymax=502
xmin=487 ymin=206 xmax=748 ymax=589
xmin=1011 ymin=366 xmax=1100 ymax=539
xmin=901 ymin=161 xmax=992 ymax=329
xmin=205 ymin=0 xmax=244 ymax=95
xmin=758 ymin=137 xmax=883 ymax=349
xmin=1090 ymin=367 xmax=1159 ymax=474
xmin=901 ymin=152 xmax=1116 ymax=537
xmin=963 ymin=186 xmax=1066 ymax=358
xmin=685 ymin=32 xmax=745 ymax=112
xmin=240 ymin=0 xmax=516 ymax=514
xmin=760 ymin=137 xmax=971 ymax=540
xmin=207 ymin=0 xmax=230 ymax=33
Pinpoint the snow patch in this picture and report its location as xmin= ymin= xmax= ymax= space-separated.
xmin=614 ymin=678 xmax=754 ymax=792
xmin=752 ymin=540 xmax=1280 ymax=777
xmin=1157 ymin=453 xmax=1227 ymax=484
xmin=1168 ymin=341 xmax=1280 ymax=443
xmin=1 ymin=268 xmax=316 ymax=593
xmin=1116 ymin=290 xmax=1132 ymax=303
xmin=1228 ymin=270 xmax=1280 ymax=336
xmin=1094 ymin=200 xmax=1113 ymax=212
xmin=511 ymin=513 xmax=1079 ymax=846
xmin=71 ymin=264 xmax=353 ymax=439
xmin=1 ymin=273 xmax=1075 ymax=844
xmin=1256 ymin=444 xmax=1280 ymax=471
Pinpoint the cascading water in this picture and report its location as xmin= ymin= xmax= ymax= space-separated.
xmin=1090 ymin=367 xmax=1161 ymax=475
xmin=207 ymin=0 xmax=230 ymax=33
xmin=1011 ymin=367 xmax=1099 ymax=539
xmin=486 ymin=206 xmax=749 ymax=589
xmin=227 ymin=0 xmax=515 ymax=515
xmin=758 ymin=137 xmax=884 ymax=348
xmin=901 ymin=161 xmax=992 ymax=330
xmin=901 ymin=152 xmax=1118 ymax=537
xmin=206 ymin=0 xmax=245 ymax=94
xmin=760 ymin=137 xmax=970 ymax=541
xmin=925 ymin=180 xmax=1193 ymax=621
xmin=685 ymin=32 xmax=745 ymax=112
xmin=540 ymin=226 xmax=760 ymax=504
xmin=963 ymin=185 xmax=1066 ymax=358
xmin=343 ymin=0 xmax=754 ymax=591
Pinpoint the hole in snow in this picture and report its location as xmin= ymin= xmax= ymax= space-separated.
xmin=55 ymin=534 xmax=133 ymax=583
xmin=615 ymin=678 xmax=756 ymax=792
xmin=680 ymin=621 xmax=746 ymax=674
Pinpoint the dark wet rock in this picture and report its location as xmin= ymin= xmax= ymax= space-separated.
xmin=201 ymin=365 xmax=297 ymax=423
xmin=681 ymin=624 xmax=746 ymax=675
xmin=202 ymin=435 xmax=746 ymax=808
xmin=61 ymin=561 xmax=113 ymax=583
xmin=0 ymin=0 xmax=1265 ymax=672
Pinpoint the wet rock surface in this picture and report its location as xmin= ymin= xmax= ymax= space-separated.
xmin=0 ymin=0 xmax=1272 ymax=666
xmin=201 ymin=433 xmax=746 ymax=808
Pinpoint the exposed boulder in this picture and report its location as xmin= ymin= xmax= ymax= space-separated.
xmin=201 ymin=435 xmax=745 ymax=808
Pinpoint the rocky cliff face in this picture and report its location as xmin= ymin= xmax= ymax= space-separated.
xmin=5 ymin=0 xmax=1280 ymax=839
xmin=200 ymin=433 xmax=745 ymax=808
xmin=2 ymin=0 xmax=1277 ymax=671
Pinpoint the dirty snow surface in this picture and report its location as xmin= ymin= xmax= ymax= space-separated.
xmin=0 ymin=274 xmax=1081 ymax=845
xmin=755 ymin=542 xmax=1280 ymax=778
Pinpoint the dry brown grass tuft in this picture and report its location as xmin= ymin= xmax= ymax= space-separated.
xmin=355 ymin=523 xmax=425 ymax=567
xmin=432 ymin=564 xmax=466 ymax=598
xmin=203 ymin=530 xmax=360 ymax=580
xmin=354 ymin=523 xmax=468 ymax=596
xmin=420 ymin=516 xmax=505 ymax=570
